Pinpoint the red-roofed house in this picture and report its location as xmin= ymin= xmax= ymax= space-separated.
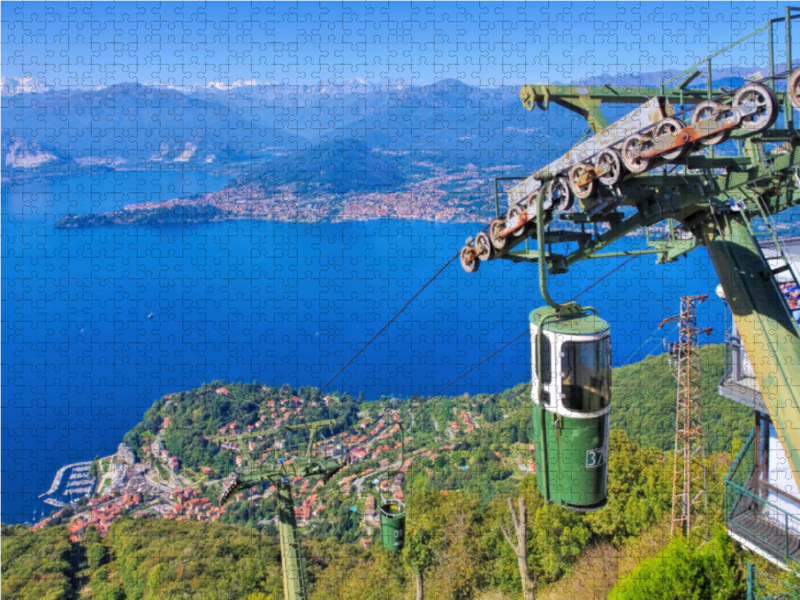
xmin=67 ymin=519 xmax=88 ymax=536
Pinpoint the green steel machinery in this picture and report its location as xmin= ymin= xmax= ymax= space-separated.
xmin=215 ymin=416 xmax=411 ymax=599
xmin=216 ymin=419 xmax=348 ymax=600
xmin=461 ymin=10 xmax=800 ymax=512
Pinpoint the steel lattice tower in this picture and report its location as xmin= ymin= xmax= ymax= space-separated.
xmin=660 ymin=295 xmax=712 ymax=540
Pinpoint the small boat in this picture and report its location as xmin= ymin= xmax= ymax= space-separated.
xmin=146 ymin=313 xmax=155 ymax=320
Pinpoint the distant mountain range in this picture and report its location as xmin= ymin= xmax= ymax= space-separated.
xmin=2 ymin=64 xmax=791 ymax=182
xmin=1 ymin=77 xmax=552 ymax=176
xmin=242 ymin=137 xmax=406 ymax=194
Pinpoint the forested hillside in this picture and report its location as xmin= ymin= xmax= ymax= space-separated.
xmin=2 ymin=346 xmax=782 ymax=600
xmin=612 ymin=344 xmax=752 ymax=453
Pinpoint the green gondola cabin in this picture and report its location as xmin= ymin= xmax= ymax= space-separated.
xmin=530 ymin=305 xmax=611 ymax=512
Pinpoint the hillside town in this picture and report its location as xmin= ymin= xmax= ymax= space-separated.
xmin=32 ymin=385 xmax=505 ymax=546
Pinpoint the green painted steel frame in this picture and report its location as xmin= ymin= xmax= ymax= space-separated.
xmin=219 ymin=421 xmax=347 ymax=600
xmin=232 ymin=456 xmax=348 ymax=600
xmin=495 ymin=13 xmax=800 ymax=505
xmin=519 ymin=83 xmax=732 ymax=134
xmin=504 ymin=143 xmax=800 ymax=271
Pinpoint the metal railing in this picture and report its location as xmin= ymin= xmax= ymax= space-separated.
xmin=728 ymin=429 xmax=757 ymax=487
xmin=747 ymin=562 xmax=800 ymax=600
xmin=726 ymin=429 xmax=800 ymax=565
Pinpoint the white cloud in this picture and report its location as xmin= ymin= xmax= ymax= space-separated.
xmin=1 ymin=76 xmax=49 ymax=95
xmin=204 ymin=79 xmax=264 ymax=90
xmin=5 ymin=142 xmax=56 ymax=168
xmin=175 ymin=143 xmax=197 ymax=162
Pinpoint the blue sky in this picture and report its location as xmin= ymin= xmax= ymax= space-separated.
xmin=1 ymin=1 xmax=796 ymax=88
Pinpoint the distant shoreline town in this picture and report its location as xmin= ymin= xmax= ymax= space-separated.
xmin=54 ymin=166 xmax=505 ymax=229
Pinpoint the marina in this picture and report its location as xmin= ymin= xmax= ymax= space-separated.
xmin=39 ymin=460 xmax=96 ymax=507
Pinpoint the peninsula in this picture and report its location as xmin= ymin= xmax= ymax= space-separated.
xmin=55 ymin=166 xmax=503 ymax=229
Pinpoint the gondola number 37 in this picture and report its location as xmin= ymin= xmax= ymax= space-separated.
xmin=585 ymin=447 xmax=607 ymax=469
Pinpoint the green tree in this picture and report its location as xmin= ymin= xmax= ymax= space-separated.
xmin=609 ymin=530 xmax=746 ymax=600
xmin=532 ymin=502 xmax=591 ymax=582
xmin=584 ymin=430 xmax=671 ymax=544
xmin=0 ymin=524 xmax=76 ymax=600
xmin=89 ymin=565 xmax=125 ymax=600
xmin=610 ymin=346 xmax=750 ymax=452
xmin=90 ymin=455 xmax=101 ymax=478
xmin=419 ymin=491 xmax=484 ymax=600
xmin=84 ymin=524 xmax=101 ymax=545
xmin=403 ymin=489 xmax=445 ymax=600
xmin=501 ymin=497 xmax=537 ymax=600
xmin=87 ymin=541 xmax=107 ymax=570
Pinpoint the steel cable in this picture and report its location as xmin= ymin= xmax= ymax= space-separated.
xmin=319 ymin=251 xmax=460 ymax=392
xmin=434 ymin=254 xmax=642 ymax=396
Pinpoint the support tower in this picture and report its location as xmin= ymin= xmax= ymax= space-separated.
xmin=660 ymin=295 xmax=712 ymax=540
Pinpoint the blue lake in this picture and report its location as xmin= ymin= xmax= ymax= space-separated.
xmin=1 ymin=170 xmax=727 ymax=523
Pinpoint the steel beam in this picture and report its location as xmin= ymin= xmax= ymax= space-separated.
xmin=697 ymin=211 xmax=800 ymax=496
xmin=277 ymin=481 xmax=309 ymax=600
xmin=520 ymin=83 xmax=732 ymax=109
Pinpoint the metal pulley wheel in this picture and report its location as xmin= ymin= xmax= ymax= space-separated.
xmin=548 ymin=177 xmax=572 ymax=212
xmin=733 ymin=83 xmax=778 ymax=132
xmin=789 ymin=68 xmax=800 ymax=111
xmin=474 ymin=231 xmax=494 ymax=260
xmin=489 ymin=218 xmax=509 ymax=250
xmin=568 ymin=163 xmax=598 ymax=200
xmin=220 ymin=472 xmax=241 ymax=504
xmin=595 ymin=148 xmax=623 ymax=186
xmin=653 ymin=117 xmax=689 ymax=161
xmin=691 ymin=100 xmax=731 ymax=146
xmin=460 ymin=245 xmax=480 ymax=272
xmin=621 ymin=134 xmax=654 ymax=174
xmin=506 ymin=205 xmax=528 ymax=237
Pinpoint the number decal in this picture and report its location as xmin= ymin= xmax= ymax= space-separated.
xmin=586 ymin=446 xmax=607 ymax=469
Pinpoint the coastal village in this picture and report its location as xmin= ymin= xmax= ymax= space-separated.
xmin=55 ymin=163 xmax=513 ymax=228
xmin=32 ymin=386 xmax=504 ymax=547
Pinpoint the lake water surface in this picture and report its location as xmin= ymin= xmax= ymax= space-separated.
xmin=1 ymin=170 xmax=727 ymax=523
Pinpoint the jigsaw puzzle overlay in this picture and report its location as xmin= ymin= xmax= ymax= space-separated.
xmin=3 ymin=2 xmax=800 ymax=599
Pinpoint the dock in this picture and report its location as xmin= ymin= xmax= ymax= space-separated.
xmin=39 ymin=460 xmax=96 ymax=503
